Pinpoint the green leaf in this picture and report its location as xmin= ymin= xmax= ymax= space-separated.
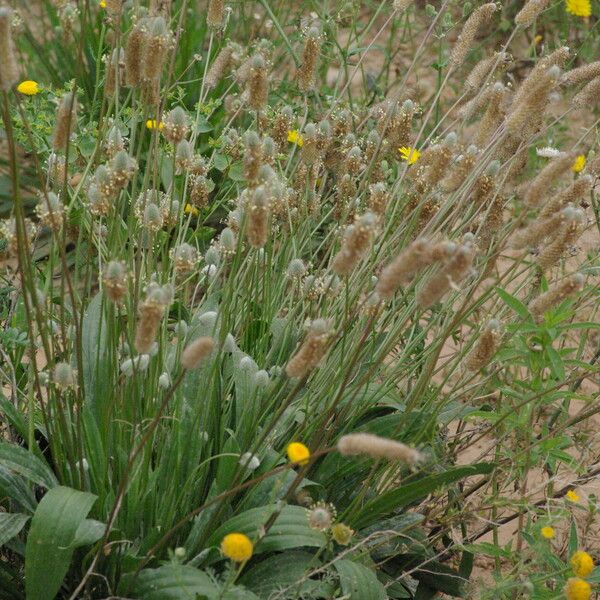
xmin=0 ymin=466 xmax=38 ymax=514
xmin=0 ymin=393 xmax=29 ymax=442
xmin=196 ymin=116 xmax=213 ymax=133
xmin=334 ymin=559 xmax=387 ymax=600
xmin=0 ymin=513 xmax=29 ymax=547
xmin=212 ymin=153 xmax=228 ymax=171
xmin=228 ymin=162 xmax=245 ymax=182
xmin=70 ymin=519 xmax=105 ymax=548
xmin=568 ymin=520 xmax=578 ymax=556
xmin=496 ymin=287 xmax=530 ymax=320
xmin=25 ymin=486 xmax=97 ymax=600
xmin=352 ymin=463 xmax=494 ymax=529
xmin=0 ymin=442 xmax=58 ymax=489
xmin=81 ymin=292 xmax=109 ymax=414
xmin=206 ymin=505 xmax=326 ymax=556
xmin=240 ymin=551 xmax=320 ymax=597
xmin=122 ymin=564 xmax=259 ymax=600
xmin=123 ymin=565 xmax=217 ymax=599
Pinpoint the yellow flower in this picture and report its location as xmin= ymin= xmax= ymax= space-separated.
xmin=565 ymin=578 xmax=592 ymax=600
xmin=146 ymin=119 xmax=164 ymax=131
xmin=534 ymin=34 xmax=543 ymax=45
xmin=99 ymin=0 xmax=107 ymax=7
xmin=566 ymin=489 xmax=580 ymax=502
xmin=17 ymin=80 xmax=40 ymax=96
xmin=220 ymin=532 xmax=253 ymax=562
xmin=571 ymin=551 xmax=595 ymax=578
xmin=572 ymin=155 xmax=586 ymax=173
xmin=184 ymin=203 xmax=199 ymax=216
xmin=540 ymin=526 xmax=555 ymax=539
xmin=286 ymin=442 xmax=310 ymax=465
xmin=566 ymin=0 xmax=592 ymax=18
xmin=399 ymin=146 xmax=421 ymax=165
xmin=331 ymin=523 xmax=354 ymax=545
xmin=287 ymin=130 xmax=303 ymax=147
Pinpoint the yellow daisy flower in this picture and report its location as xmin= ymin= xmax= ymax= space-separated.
xmin=220 ymin=533 xmax=253 ymax=562
xmin=99 ymin=0 xmax=107 ymax=7
xmin=566 ymin=0 xmax=592 ymax=18
xmin=566 ymin=489 xmax=580 ymax=502
xmin=287 ymin=129 xmax=303 ymax=147
xmin=572 ymin=155 xmax=586 ymax=173
xmin=17 ymin=80 xmax=40 ymax=96
xmin=399 ymin=146 xmax=421 ymax=165
xmin=540 ymin=526 xmax=555 ymax=539
xmin=565 ymin=578 xmax=592 ymax=600
xmin=570 ymin=551 xmax=595 ymax=578
xmin=146 ymin=119 xmax=164 ymax=131
xmin=286 ymin=442 xmax=310 ymax=466
xmin=184 ymin=203 xmax=199 ymax=216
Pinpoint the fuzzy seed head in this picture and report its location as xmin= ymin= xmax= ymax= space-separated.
xmin=337 ymin=433 xmax=423 ymax=464
xmin=181 ymin=336 xmax=215 ymax=369
xmin=0 ymin=8 xmax=19 ymax=91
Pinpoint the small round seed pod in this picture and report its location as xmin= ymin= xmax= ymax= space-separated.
xmin=87 ymin=184 xmax=110 ymax=216
xmin=35 ymin=192 xmax=65 ymax=232
xmin=163 ymin=107 xmax=190 ymax=145
xmin=219 ymin=227 xmax=237 ymax=256
xmin=181 ymin=336 xmax=215 ymax=369
xmin=142 ymin=201 xmax=163 ymax=232
xmin=175 ymin=139 xmax=194 ymax=173
xmin=0 ymin=8 xmax=19 ymax=91
xmin=307 ymin=502 xmax=336 ymax=531
xmin=53 ymin=362 xmax=77 ymax=390
xmin=109 ymin=149 xmax=137 ymax=190
xmin=105 ymin=125 xmax=125 ymax=158
xmin=171 ymin=243 xmax=200 ymax=275
xmin=189 ymin=175 xmax=211 ymax=208
xmin=102 ymin=260 xmax=128 ymax=303
xmin=286 ymin=258 xmax=307 ymax=281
